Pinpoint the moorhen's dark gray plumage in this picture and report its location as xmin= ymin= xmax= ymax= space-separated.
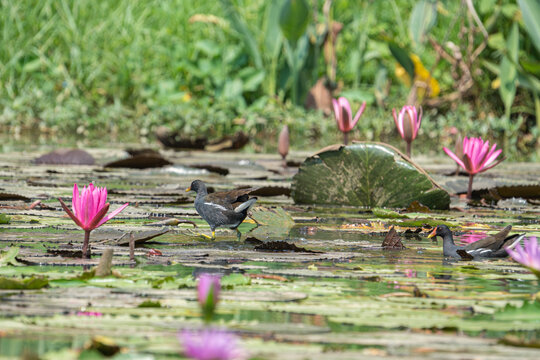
xmin=186 ymin=180 xmax=257 ymax=240
xmin=428 ymin=225 xmax=524 ymax=259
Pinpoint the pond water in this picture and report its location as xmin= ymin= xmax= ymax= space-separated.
xmin=0 ymin=147 xmax=539 ymax=359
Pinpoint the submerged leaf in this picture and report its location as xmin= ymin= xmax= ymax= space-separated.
xmin=254 ymin=240 xmax=321 ymax=253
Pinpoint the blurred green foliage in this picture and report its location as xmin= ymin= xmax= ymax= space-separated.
xmin=0 ymin=0 xmax=538 ymax=160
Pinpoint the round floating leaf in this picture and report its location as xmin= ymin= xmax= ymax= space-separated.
xmin=291 ymin=142 xmax=450 ymax=209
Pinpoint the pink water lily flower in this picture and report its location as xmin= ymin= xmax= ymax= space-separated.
xmin=443 ymin=137 xmax=504 ymax=199
xmin=179 ymin=329 xmax=248 ymax=360
xmin=59 ymin=183 xmax=128 ymax=258
xmin=197 ymin=273 xmax=221 ymax=323
xmin=392 ymin=105 xmax=422 ymax=157
xmin=505 ymin=236 xmax=540 ymax=279
xmin=332 ymin=97 xmax=366 ymax=145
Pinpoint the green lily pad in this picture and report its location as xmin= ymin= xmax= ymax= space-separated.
xmin=291 ymin=143 xmax=450 ymax=209
xmin=0 ymin=276 xmax=49 ymax=289
xmin=0 ymin=247 xmax=22 ymax=266
xmin=249 ymin=206 xmax=295 ymax=238
xmin=0 ymin=214 xmax=11 ymax=224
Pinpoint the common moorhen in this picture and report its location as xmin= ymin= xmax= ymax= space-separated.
xmin=427 ymin=225 xmax=524 ymax=259
xmin=186 ymin=180 xmax=257 ymax=240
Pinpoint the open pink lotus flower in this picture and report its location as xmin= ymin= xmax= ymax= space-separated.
xmin=332 ymin=97 xmax=366 ymax=145
xmin=505 ymin=236 xmax=540 ymax=279
xmin=59 ymin=183 xmax=128 ymax=258
xmin=179 ymin=328 xmax=248 ymax=360
xmin=392 ymin=105 xmax=422 ymax=157
xmin=443 ymin=137 xmax=504 ymax=199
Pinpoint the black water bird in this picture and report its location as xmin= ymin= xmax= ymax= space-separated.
xmin=186 ymin=180 xmax=257 ymax=240
xmin=427 ymin=225 xmax=524 ymax=259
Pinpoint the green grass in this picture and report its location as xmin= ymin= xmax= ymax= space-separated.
xmin=0 ymin=0 xmax=537 ymax=160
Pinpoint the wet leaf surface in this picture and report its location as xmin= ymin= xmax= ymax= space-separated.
xmin=0 ymin=148 xmax=539 ymax=359
xmin=291 ymin=143 xmax=450 ymax=209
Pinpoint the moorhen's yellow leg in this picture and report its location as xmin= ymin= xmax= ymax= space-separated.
xmin=197 ymin=232 xmax=213 ymax=239
xmin=236 ymin=229 xmax=242 ymax=241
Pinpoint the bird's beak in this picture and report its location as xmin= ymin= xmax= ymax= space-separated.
xmin=427 ymin=227 xmax=437 ymax=238
xmin=185 ymin=187 xmax=191 ymax=192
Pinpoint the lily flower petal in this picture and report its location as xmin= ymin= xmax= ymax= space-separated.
xmin=97 ymin=202 xmax=129 ymax=228
xmin=443 ymin=147 xmax=466 ymax=169
xmin=351 ymin=101 xmax=366 ymax=129
xmin=59 ymin=183 xmax=129 ymax=232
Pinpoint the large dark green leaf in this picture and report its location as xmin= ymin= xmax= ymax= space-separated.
xmin=518 ymin=0 xmax=540 ymax=53
xmin=264 ymin=0 xmax=285 ymax=58
xmin=388 ymin=43 xmax=415 ymax=80
xmin=499 ymin=23 xmax=519 ymax=118
xmin=220 ymin=0 xmax=263 ymax=69
xmin=409 ymin=0 xmax=438 ymax=46
xmin=279 ymin=0 xmax=310 ymax=44
xmin=291 ymin=143 xmax=450 ymax=209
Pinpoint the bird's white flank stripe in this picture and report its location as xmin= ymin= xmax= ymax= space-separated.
xmin=204 ymin=202 xmax=228 ymax=211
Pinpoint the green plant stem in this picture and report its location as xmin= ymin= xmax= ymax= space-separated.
xmin=389 ymin=0 xmax=407 ymax=41
xmin=343 ymin=132 xmax=348 ymax=145
xmin=82 ymin=230 xmax=91 ymax=259
xmin=406 ymin=142 xmax=412 ymax=158
xmin=467 ymin=174 xmax=474 ymax=199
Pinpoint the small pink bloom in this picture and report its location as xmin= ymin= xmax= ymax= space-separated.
xmin=76 ymin=311 xmax=103 ymax=317
xmin=404 ymin=269 xmax=417 ymax=278
xmin=197 ymin=273 xmax=221 ymax=307
xmin=332 ymin=97 xmax=366 ymax=144
xmin=179 ymin=329 xmax=248 ymax=360
xmin=505 ymin=236 xmax=540 ymax=278
xmin=443 ymin=137 xmax=504 ymax=176
xmin=392 ymin=105 xmax=422 ymax=143
xmin=59 ymin=183 xmax=129 ymax=232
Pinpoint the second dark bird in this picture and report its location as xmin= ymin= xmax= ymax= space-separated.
xmin=428 ymin=224 xmax=524 ymax=259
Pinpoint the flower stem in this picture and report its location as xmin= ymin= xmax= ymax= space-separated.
xmin=406 ymin=142 xmax=412 ymax=158
xmin=467 ymin=174 xmax=474 ymax=199
xmin=343 ymin=132 xmax=348 ymax=145
xmin=82 ymin=230 xmax=91 ymax=259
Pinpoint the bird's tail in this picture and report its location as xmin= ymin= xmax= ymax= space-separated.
xmin=234 ymin=197 xmax=257 ymax=213
xmin=505 ymin=234 xmax=526 ymax=250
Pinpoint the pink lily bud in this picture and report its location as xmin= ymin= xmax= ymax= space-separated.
xmin=332 ymin=97 xmax=366 ymax=145
xmin=197 ymin=273 xmax=221 ymax=323
xmin=392 ymin=105 xmax=422 ymax=157
xmin=278 ymin=125 xmax=289 ymax=161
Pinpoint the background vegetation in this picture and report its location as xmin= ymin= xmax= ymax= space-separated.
xmin=0 ymin=0 xmax=538 ymax=160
